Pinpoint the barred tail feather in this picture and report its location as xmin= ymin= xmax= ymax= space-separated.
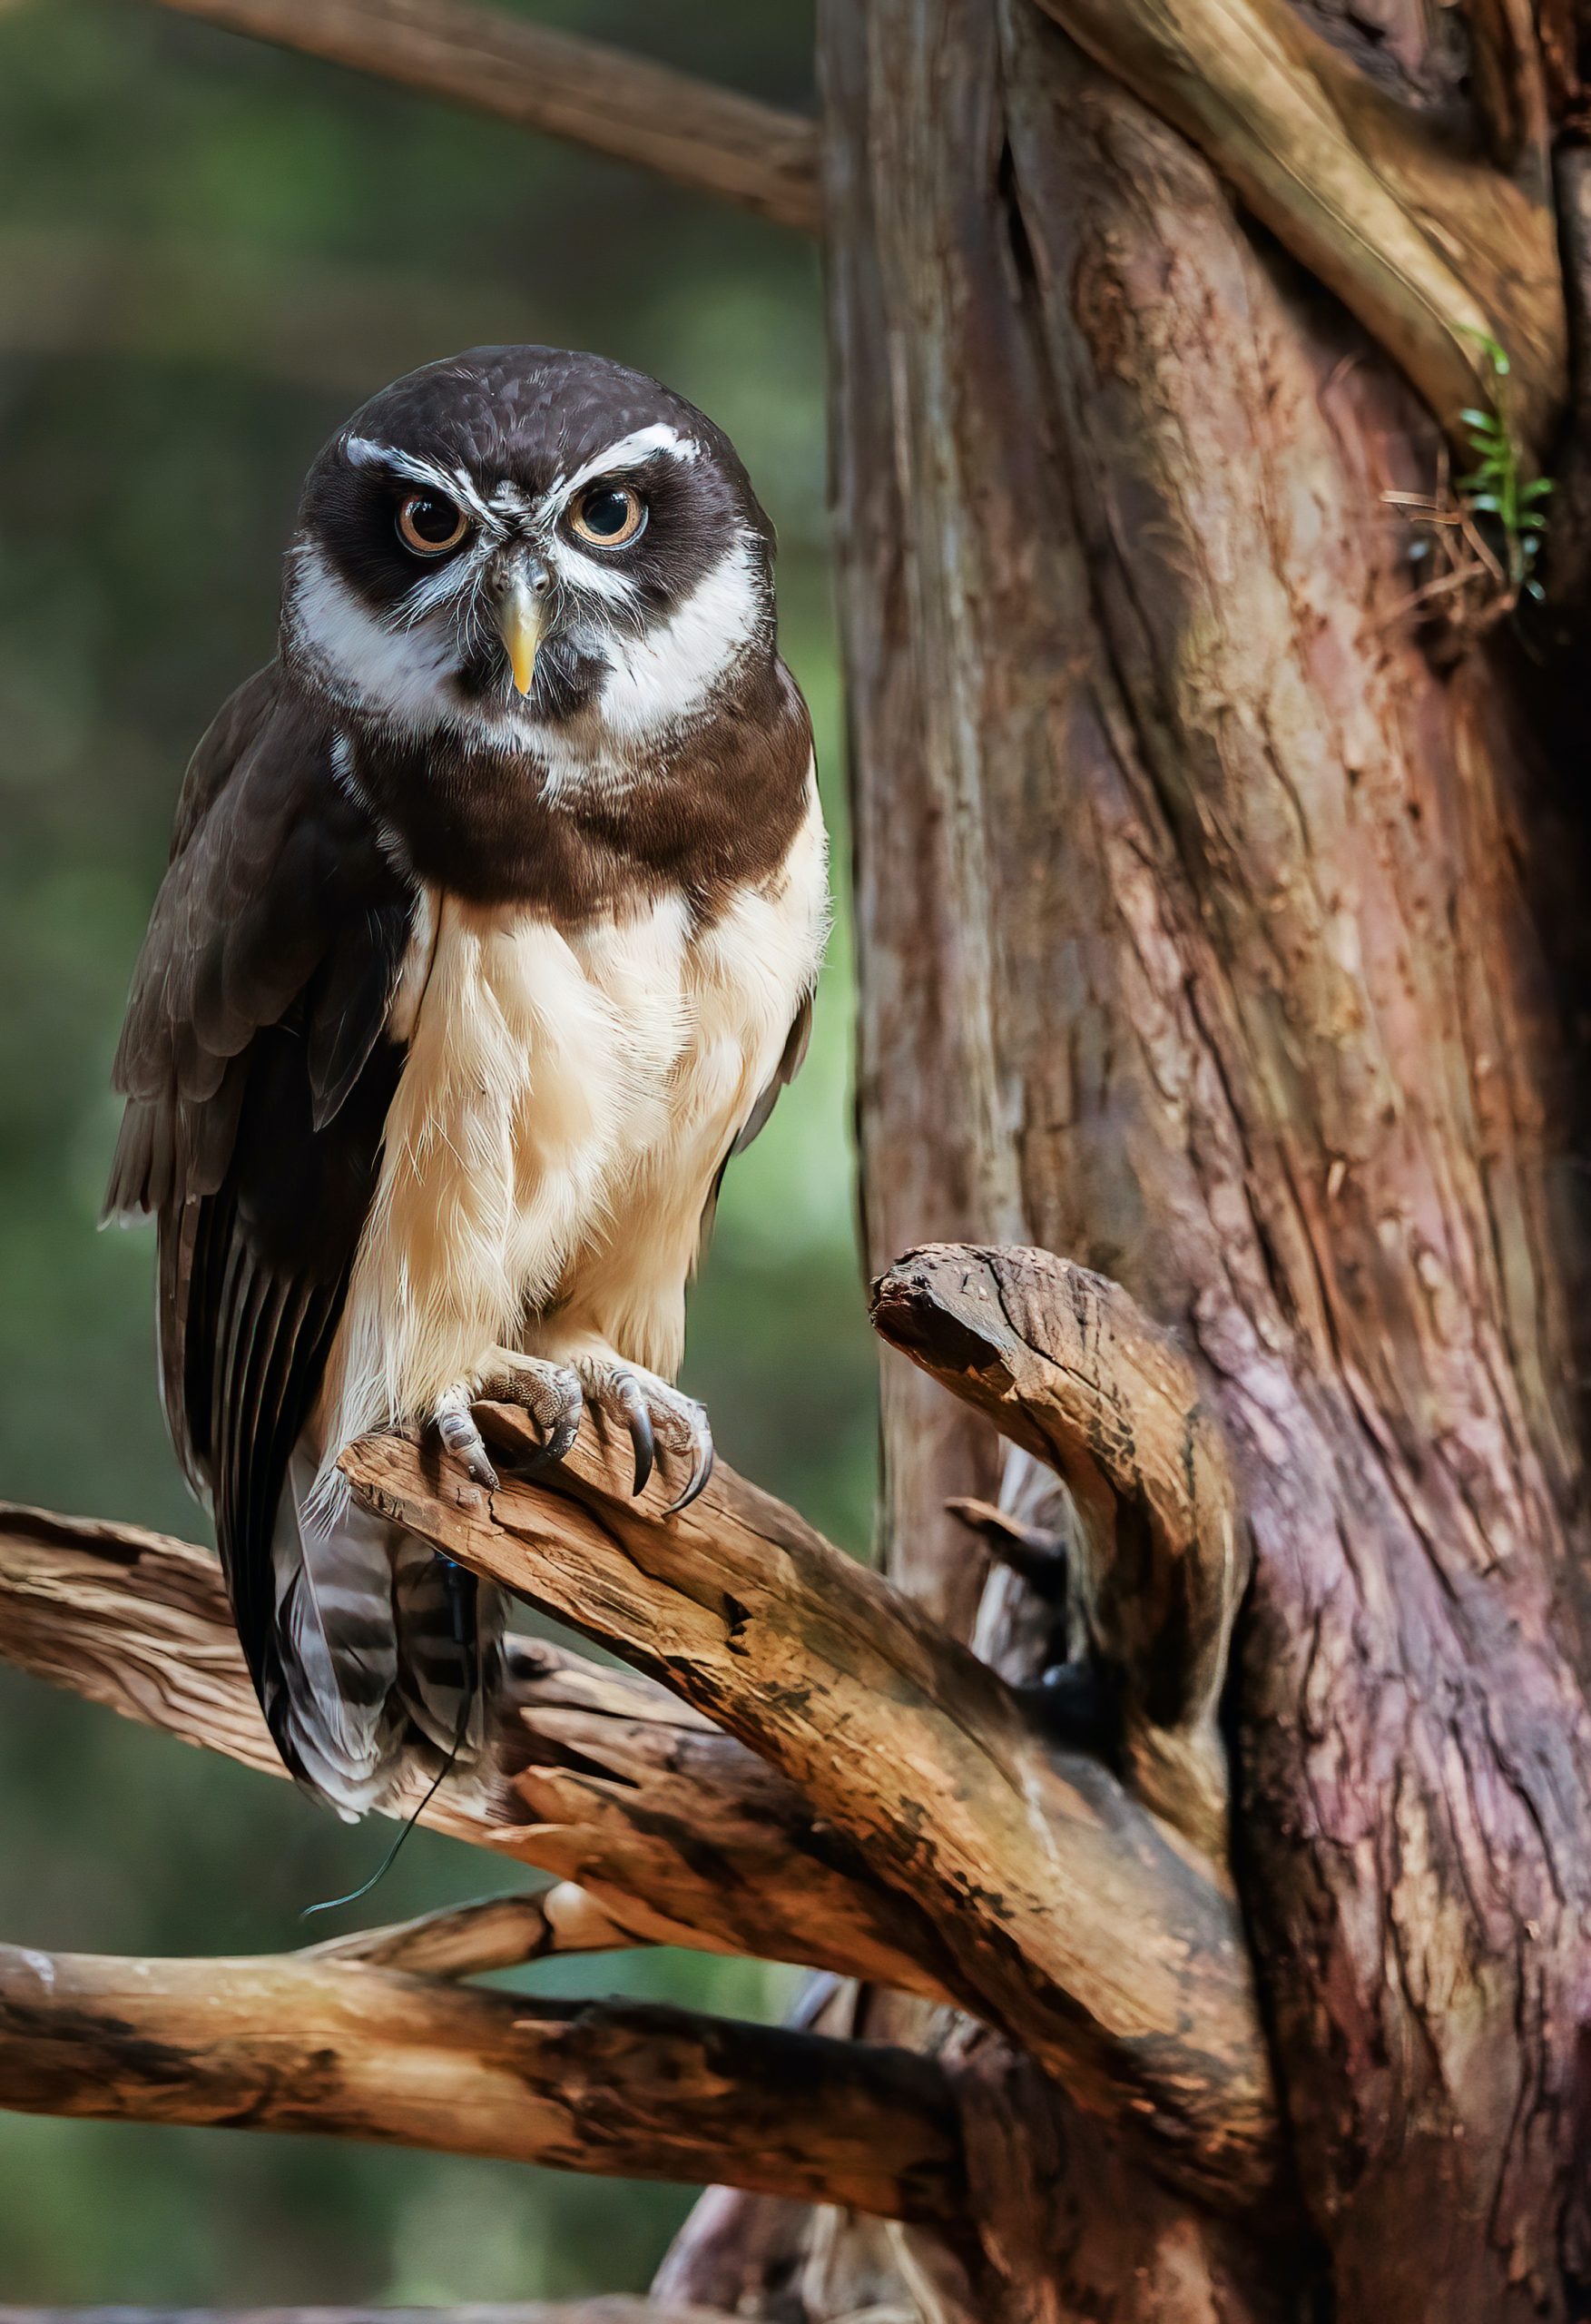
xmin=266 ymin=1443 xmax=505 ymax=1817
xmin=270 ymin=1446 xmax=403 ymax=1820
xmin=391 ymin=1532 xmax=504 ymax=1759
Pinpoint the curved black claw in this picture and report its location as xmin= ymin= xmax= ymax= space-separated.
xmin=540 ymin=1406 xmax=584 ymax=1468
xmin=663 ymin=1432 xmax=714 ymax=1518
xmin=611 ymin=1374 xmax=656 ymax=1496
xmin=453 ymin=1356 xmax=583 ymax=1484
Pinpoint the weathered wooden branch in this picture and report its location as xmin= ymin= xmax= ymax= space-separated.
xmin=0 ymin=2309 xmax=728 ymax=2324
xmin=339 ymin=1336 xmax=1279 ymax=2212
xmin=144 ymin=0 xmax=821 ymax=235
xmin=0 ymin=1943 xmax=962 ymax=2223
xmin=304 ymin=1886 xmax=642 ymax=1976
xmin=0 ymin=1504 xmax=948 ymax=2003
xmin=873 ymin=1244 xmax=1242 ymax=1853
xmin=0 ymin=1245 xmax=1276 ymax=2213
xmin=1028 ymin=0 xmax=1566 ymax=445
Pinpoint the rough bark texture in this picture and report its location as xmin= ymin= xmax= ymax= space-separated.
xmin=820 ymin=1 xmax=1591 ymax=2317
xmin=0 ymin=1945 xmax=962 ymax=2222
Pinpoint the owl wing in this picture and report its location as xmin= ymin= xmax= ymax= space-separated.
xmin=732 ymin=989 xmax=813 ymax=1160
xmin=106 ymin=665 xmax=412 ymax=1749
xmin=694 ymin=988 xmax=815 ymax=1265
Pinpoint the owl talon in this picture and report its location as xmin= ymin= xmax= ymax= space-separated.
xmin=663 ymin=1428 xmax=714 ymax=1517
xmin=433 ymin=1388 xmax=500 ymax=1491
xmin=432 ymin=1354 xmax=584 ymax=1487
xmin=567 ymin=1354 xmax=712 ymax=1513
xmin=609 ymin=1372 xmax=656 ymax=1495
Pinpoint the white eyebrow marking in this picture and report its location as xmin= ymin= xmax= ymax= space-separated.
xmin=551 ymin=421 xmax=700 ymax=507
xmin=342 ymin=436 xmax=502 ymax=534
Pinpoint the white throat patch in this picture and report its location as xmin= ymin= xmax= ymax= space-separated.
xmin=598 ymin=534 xmax=762 ymax=740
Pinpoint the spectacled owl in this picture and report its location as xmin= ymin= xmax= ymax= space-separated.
xmin=106 ymin=346 xmax=828 ymax=1817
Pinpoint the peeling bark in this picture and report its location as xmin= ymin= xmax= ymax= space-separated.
xmin=822 ymin=0 xmax=1591 ymax=2314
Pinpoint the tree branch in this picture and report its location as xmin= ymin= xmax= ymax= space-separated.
xmin=339 ymin=1366 xmax=1280 ymax=2211
xmin=0 ymin=2309 xmax=729 ymax=2324
xmin=873 ymin=1245 xmax=1242 ymax=1853
xmin=144 ymin=0 xmax=820 ymax=234
xmin=0 ymin=1504 xmax=951 ymax=2005
xmin=0 ymin=1944 xmax=962 ymax=2223
xmin=1026 ymin=0 xmax=1566 ymax=446
xmin=303 ymin=1886 xmax=643 ymax=1976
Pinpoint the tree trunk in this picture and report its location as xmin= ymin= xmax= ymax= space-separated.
xmin=790 ymin=0 xmax=1591 ymax=2316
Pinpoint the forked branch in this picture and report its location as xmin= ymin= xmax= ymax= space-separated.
xmin=145 ymin=0 xmax=821 ymax=234
xmin=1 ymin=1241 xmax=1276 ymax=2211
xmin=0 ymin=1943 xmax=962 ymax=2221
xmin=1026 ymin=0 xmax=1565 ymax=446
xmin=339 ymin=1326 xmax=1278 ymax=2210
xmin=0 ymin=1505 xmax=951 ymax=2003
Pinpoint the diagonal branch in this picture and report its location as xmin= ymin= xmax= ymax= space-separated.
xmin=0 ymin=1943 xmax=963 ymax=2223
xmin=144 ymin=0 xmax=820 ymax=235
xmin=0 ymin=1504 xmax=952 ymax=2004
xmin=339 ymin=1382 xmax=1280 ymax=2211
xmin=0 ymin=2309 xmax=732 ymax=2324
xmin=1026 ymin=0 xmax=1565 ymax=447
xmin=0 ymin=2310 xmax=730 ymax=2324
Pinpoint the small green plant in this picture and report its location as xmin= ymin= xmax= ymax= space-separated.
xmin=1457 ymin=331 xmax=1553 ymax=604
xmin=1389 ymin=332 xmax=1556 ymax=637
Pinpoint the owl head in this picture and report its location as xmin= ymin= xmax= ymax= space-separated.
xmin=281 ymin=346 xmax=777 ymax=760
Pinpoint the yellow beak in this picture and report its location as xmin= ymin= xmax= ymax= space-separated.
xmin=496 ymin=579 xmax=544 ymax=697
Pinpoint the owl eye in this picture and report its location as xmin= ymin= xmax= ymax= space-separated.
xmin=569 ymin=483 xmax=646 ymax=548
xmin=397 ymin=492 xmax=470 ymax=556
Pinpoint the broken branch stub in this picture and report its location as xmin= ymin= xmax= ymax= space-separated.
xmin=872 ymin=1244 xmax=1242 ymax=1856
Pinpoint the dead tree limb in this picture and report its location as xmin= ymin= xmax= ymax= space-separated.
xmin=0 ymin=2309 xmax=729 ymax=2324
xmin=338 ymin=1345 xmax=1279 ymax=2212
xmin=302 ymin=1887 xmax=643 ymax=1976
xmin=0 ymin=1504 xmax=951 ymax=2004
xmin=0 ymin=1944 xmax=962 ymax=2223
xmin=143 ymin=0 xmax=821 ymax=234
xmin=1028 ymin=0 xmax=1565 ymax=444
xmin=873 ymin=1244 xmax=1242 ymax=1854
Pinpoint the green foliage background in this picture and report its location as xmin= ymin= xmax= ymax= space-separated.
xmin=0 ymin=1 xmax=877 ymax=2299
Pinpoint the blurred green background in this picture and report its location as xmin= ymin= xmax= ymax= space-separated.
xmin=0 ymin=1 xmax=877 ymax=2300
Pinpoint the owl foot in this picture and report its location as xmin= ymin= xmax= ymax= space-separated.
xmin=432 ymin=1354 xmax=584 ymax=1492
xmin=573 ymin=1353 xmax=715 ymax=1514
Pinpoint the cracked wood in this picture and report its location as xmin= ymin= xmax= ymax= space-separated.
xmin=0 ymin=1945 xmax=963 ymax=2223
